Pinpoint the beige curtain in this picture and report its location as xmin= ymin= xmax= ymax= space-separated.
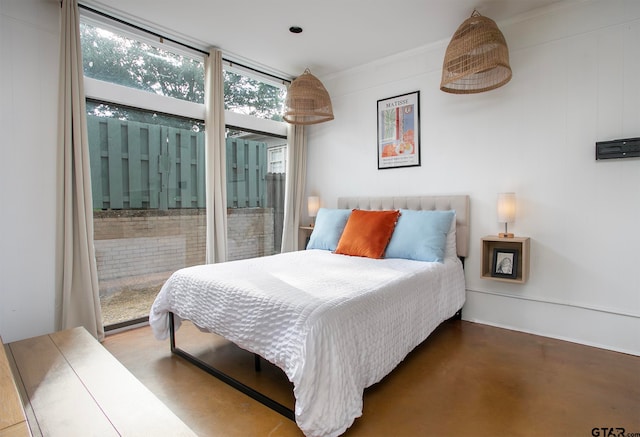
xmin=204 ymin=48 xmax=228 ymax=263
xmin=56 ymin=0 xmax=103 ymax=340
xmin=280 ymin=124 xmax=307 ymax=252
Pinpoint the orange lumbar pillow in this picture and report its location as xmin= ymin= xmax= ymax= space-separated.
xmin=334 ymin=209 xmax=400 ymax=259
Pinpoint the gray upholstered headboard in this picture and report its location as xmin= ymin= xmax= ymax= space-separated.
xmin=337 ymin=195 xmax=470 ymax=258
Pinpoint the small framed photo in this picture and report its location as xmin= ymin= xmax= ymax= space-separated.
xmin=492 ymin=248 xmax=518 ymax=279
xmin=377 ymin=91 xmax=420 ymax=170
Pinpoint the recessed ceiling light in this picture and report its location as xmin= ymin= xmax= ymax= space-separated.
xmin=289 ymin=26 xmax=303 ymax=34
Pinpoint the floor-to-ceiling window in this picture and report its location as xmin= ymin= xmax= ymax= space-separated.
xmin=79 ymin=10 xmax=288 ymax=330
xmin=225 ymin=127 xmax=287 ymax=260
xmin=223 ymin=67 xmax=288 ymax=260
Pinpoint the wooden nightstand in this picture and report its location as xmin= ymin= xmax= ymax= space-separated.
xmin=481 ymin=236 xmax=530 ymax=284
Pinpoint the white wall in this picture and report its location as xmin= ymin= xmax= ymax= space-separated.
xmin=1 ymin=0 xmax=638 ymax=356
xmin=307 ymin=0 xmax=640 ymax=355
xmin=0 ymin=0 xmax=60 ymax=342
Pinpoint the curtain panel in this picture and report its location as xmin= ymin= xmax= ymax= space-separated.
xmin=281 ymin=124 xmax=307 ymax=252
xmin=204 ymin=48 xmax=228 ymax=263
xmin=56 ymin=0 xmax=103 ymax=340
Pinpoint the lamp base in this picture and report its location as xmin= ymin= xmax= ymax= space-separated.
xmin=498 ymin=232 xmax=514 ymax=238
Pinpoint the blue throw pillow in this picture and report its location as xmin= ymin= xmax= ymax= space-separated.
xmin=306 ymin=208 xmax=352 ymax=251
xmin=385 ymin=209 xmax=455 ymax=262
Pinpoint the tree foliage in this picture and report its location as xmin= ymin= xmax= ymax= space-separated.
xmin=81 ymin=23 xmax=204 ymax=103
xmin=80 ymin=23 xmax=285 ymax=124
xmin=224 ymin=71 xmax=285 ymax=121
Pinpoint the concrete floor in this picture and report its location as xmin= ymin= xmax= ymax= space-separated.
xmin=102 ymin=319 xmax=640 ymax=437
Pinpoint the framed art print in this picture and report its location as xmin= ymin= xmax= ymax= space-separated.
xmin=377 ymin=91 xmax=420 ymax=169
xmin=492 ymin=248 xmax=519 ymax=279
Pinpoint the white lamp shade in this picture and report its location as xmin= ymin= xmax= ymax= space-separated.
xmin=497 ymin=192 xmax=516 ymax=223
xmin=307 ymin=196 xmax=320 ymax=218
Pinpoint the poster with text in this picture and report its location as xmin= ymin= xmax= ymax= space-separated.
xmin=377 ymin=91 xmax=420 ymax=169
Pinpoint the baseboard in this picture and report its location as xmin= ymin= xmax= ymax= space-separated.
xmin=462 ymin=289 xmax=640 ymax=356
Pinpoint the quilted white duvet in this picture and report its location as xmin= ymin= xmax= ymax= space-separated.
xmin=150 ymin=249 xmax=465 ymax=437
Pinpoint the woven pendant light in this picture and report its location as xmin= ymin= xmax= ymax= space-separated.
xmin=440 ymin=10 xmax=512 ymax=94
xmin=284 ymin=68 xmax=334 ymax=125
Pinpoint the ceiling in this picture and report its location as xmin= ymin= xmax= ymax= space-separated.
xmin=83 ymin=0 xmax=565 ymax=80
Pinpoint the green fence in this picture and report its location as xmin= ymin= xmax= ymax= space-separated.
xmin=225 ymin=137 xmax=267 ymax=208
xmin=87 ymin=116 xmax=270 ymax=210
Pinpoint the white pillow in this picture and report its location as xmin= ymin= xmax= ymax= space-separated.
xmin=444 ymin=212 xmax=457 ymax=259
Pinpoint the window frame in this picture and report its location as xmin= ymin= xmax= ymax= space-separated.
xmin=267 ymin=146 xmax=287 ymax=174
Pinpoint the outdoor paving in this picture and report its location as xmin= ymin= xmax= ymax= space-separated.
xmin=100 ymin=272 xmax=171 ymax=326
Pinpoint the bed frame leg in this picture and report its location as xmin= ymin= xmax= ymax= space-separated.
xmin=254 ymin=354 xmax=262 ymax=372
xmin=169 ymin=311 xmax=176 ymax=352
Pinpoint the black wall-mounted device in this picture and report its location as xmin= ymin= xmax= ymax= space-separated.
xmin=595 ymin=137 xmax=640 ymax=160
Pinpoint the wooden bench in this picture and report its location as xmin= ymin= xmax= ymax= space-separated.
xmin=4 ymin=327 xmax=196 ymax=437
xmin=1 ymin=335 xmax=30 ymax=437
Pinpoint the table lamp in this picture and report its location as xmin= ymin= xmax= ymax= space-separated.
xmin=497 ymin=192 xmax=516 ymax=238
xmin=308 ymin=196 xmax=320 ymax=227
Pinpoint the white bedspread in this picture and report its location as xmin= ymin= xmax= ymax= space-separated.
xmin=149 ymin=249 xmax=465 ymax=437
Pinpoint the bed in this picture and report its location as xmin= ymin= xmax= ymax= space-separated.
xmin=150 ymin=195 xmax=469 ymax=437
